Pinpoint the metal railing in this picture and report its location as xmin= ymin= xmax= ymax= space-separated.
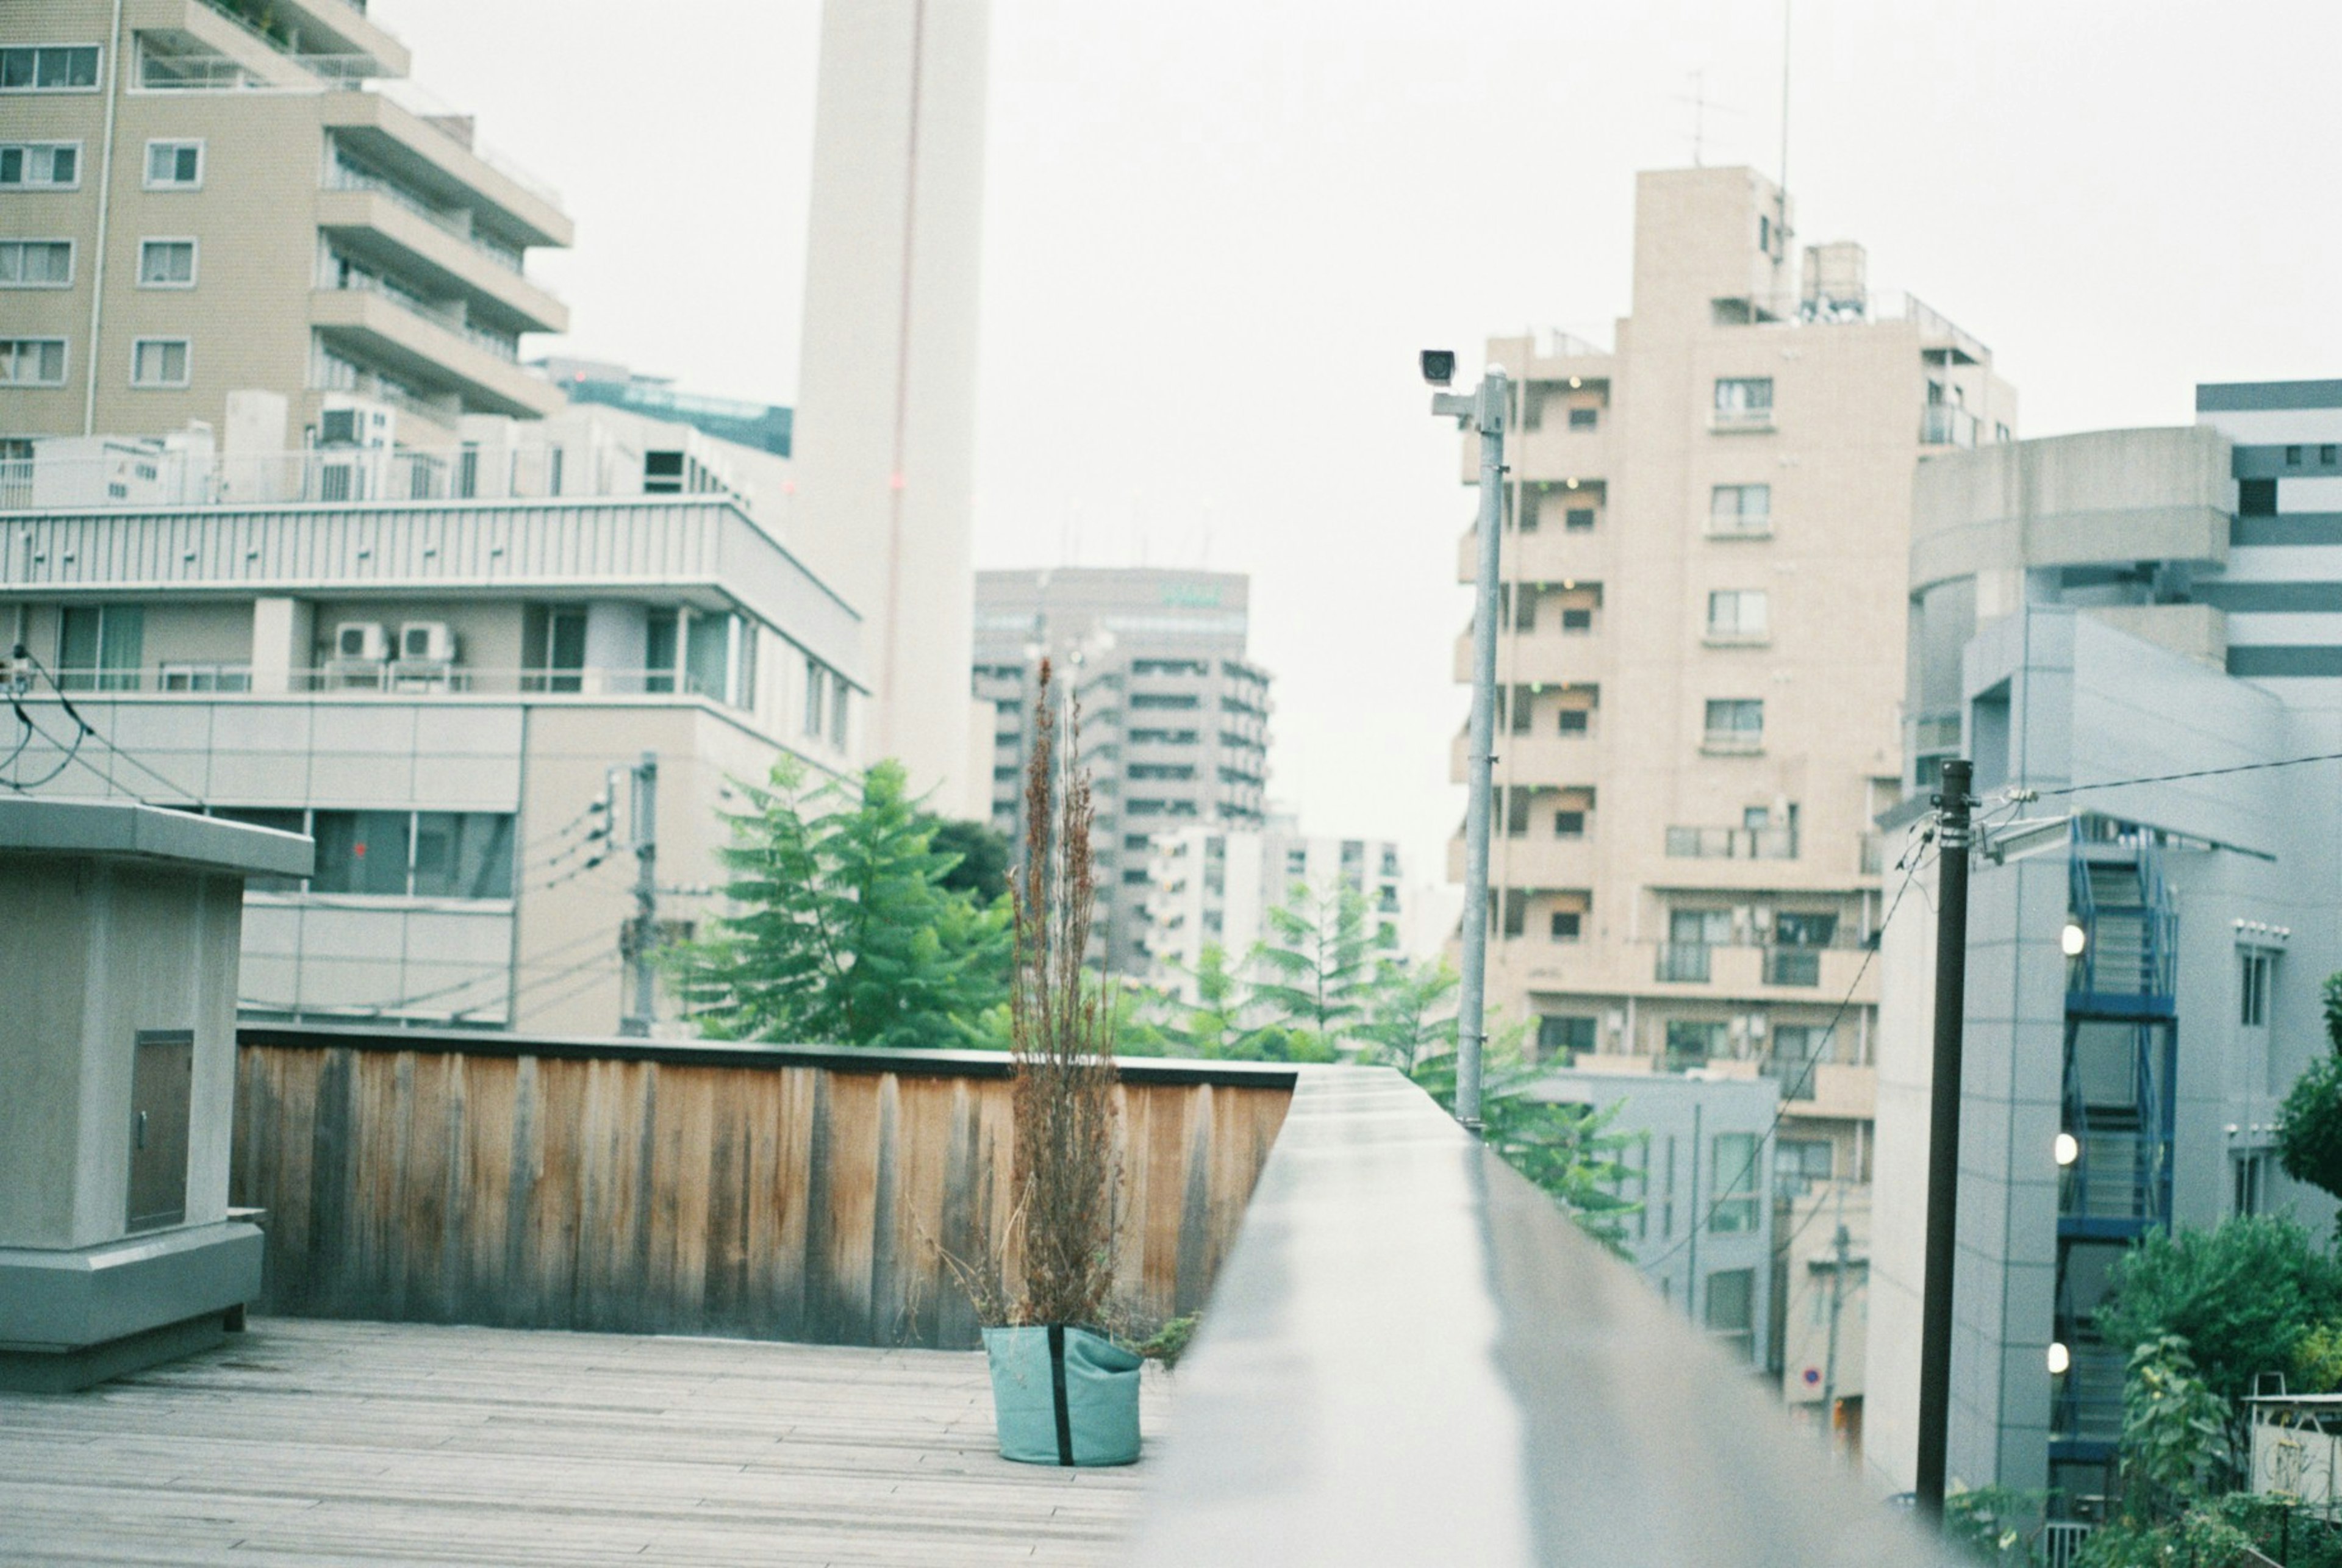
xmin=1705 ymin=510 xmax=1774 ymax=538
xmin=1921 ymin=403 xmax=1979 ymax=448
xmin=1710 ymin=407 xmax=1775 ymax=432
xmin=325 ymin=162 xmax=529 ymax=274
xmin=1764 ymin=947 xmax=1822 ymax=987
xmin=324 ymin=275 xmax=519 ymax=362
xmin=46 ymin=664 xmax=739 ymax=701
xmin=1665 ymin=825 xmax=1799 ymax=859
xmin=1655 ymin=943 xmax=1712 ymax=983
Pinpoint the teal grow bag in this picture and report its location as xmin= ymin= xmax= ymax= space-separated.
xmin=983 ymin=1325 xmax=1142 ymax=1466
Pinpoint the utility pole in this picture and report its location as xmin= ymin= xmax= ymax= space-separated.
xmin=1820 ymin=1182 xmax=1849 ymax=1456
xmin=1427 ymin=354 xmax=1508 ymax=1133
xmin=619 ymin=750 xmax=658 ymax=1038
xmin=1915 ymin=757 xmax=1974 ymax=1521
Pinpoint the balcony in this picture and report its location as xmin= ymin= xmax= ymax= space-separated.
xmin=1666 ymin=825 xmax=1798 ymax=861
xmin=1656 ymin=942 xmax=1712 ymax=983
xmin=188 ymin=0 xmax=409 ymax=74
xmin=320 ymin=88 xmax=572 ymax=251
xmin=1921 ymin=403 xmax=1979 ymax=448
xmin=1763 ymin=947 xmax=1823 ymax=987
xmin=1709 ymin=407 xmax=1775 ymax=434
xmin=310 ymin=287 xmax=566 ymax=418
xmin=317 ymin=188 xmax=565 ymax=331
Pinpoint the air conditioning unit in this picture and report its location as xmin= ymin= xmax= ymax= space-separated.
xmin=317 ymin=398 xmax=395 ymax=451
xmin=334 ymin=622 xmax=387 ymax=661
xmin=399 ymin=622 xmax=454 ymax=662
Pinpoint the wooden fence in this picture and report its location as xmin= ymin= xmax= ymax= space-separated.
xmin=231 ymin=1029 xmax=1293 ymax=1350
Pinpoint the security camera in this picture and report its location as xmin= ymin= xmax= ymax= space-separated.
xmin=1420 ymin=349 xmax=1456 ymax=387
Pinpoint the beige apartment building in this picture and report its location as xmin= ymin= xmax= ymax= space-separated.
xmin=0 ymin=0 xmax=571 ymax=451
xmin=1457 ymin=166 xmax=2014 ymax=1183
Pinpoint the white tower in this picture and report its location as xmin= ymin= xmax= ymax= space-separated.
xmin=791 ymin=0 xmax=991 ymax=814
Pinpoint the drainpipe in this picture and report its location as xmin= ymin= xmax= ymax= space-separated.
xmin=83 ymin=0 xmax=126 ymax=437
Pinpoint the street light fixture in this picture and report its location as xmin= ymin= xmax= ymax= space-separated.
xmin=1426 ymin=352 xmax=1508 ymax=1133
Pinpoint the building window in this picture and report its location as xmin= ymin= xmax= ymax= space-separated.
xmin=0 ymin=141 xmax=81 ymax=188
xmin=1706 ymin=589 xmax=1769 ymax=639
xmin=520 ymin=605 xmax=587 ymax=693
xmin=1704 ymin=698 xmax=1763 ymax=748
xmin=410 ymin=812 xmax=518 ymax=899
xmin=831 ymin=671 xmax=850 ymax=748
xmin=1564 ymin=506 xmax=1596 ymax=531
xmin=1560 ymin=606 xmax=1594 ymax=633
xmin=2235 ymin=1151 xmax=2272 ymax=1217
xmin=1554 ymin=809 xmax=1585 ymax=837
xmin=1704 ymin=1267 xmax=1755 ymax=1355
xmin=1712 ymin=377 xmax=1774 ymax=428
xmin=1550 ymin=911 xmax=1581 ymax=942
xmin=0 ymin=46 xmax=102 ymax=92
xmin=1537 ymin=1015 xmax=1596 ymax=1059
xmin=1664 ymin=1018 xmax=1726 ymax=1067
xmin=56 ymin=604 xmax=143 ymax=691
xmin=138 ymin=239 xmax=198 ymax=288
xmin=1567 ymin=406 xmax=1598 ymax=430
xmin=1558 ymin=707 xmax=1589 ymax=734
xmin=2240 ymin=478 xmax=2277 ymax=517
xmin=0 ymin=240 xmax=72 ymax=287
xmin=1709 ymin=484 xmax=1772 ymax=535
xmin=130 ymin=337 xmax=191 ymax=388
xmin=1 ymin=337 xmax=68 ymax=387
xmin=143 ymin=140 xmax=203 ymax=188
xmin=1711 ymin=1134 xmax=1761 ymax=1233
xmin=1775 ymin=1139 xmax=1833 ymax=1199
xmin=303 ymin=809 xmax=516 ymax=899
xmin=2240 ymin=949 xmax=2274 ymax=1028
xmin=2286 ymin=446 xmax=2302 ymax=467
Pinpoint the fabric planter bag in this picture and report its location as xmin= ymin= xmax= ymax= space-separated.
xmin=983 ymin=1324 xmax=1142 ymax=1466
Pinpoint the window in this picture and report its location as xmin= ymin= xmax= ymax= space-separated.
xmin=1712 ymin=377 xmax=1774 ymax=426
xmin=0 ymin=240 xmax=71 ymax=288
xmin=1567 ymin=406 xmax=1598 ymax=430
xmin=683 ymin=612 xmax=729 ymax=701
xmin=1774 ymin=911 xmax=1836 ymax=948
xmin=2286 ymin=446 xmax=2302 ymax=467
xmin=2326 ymin=445 xmax=2339 ymax=466
xmin=310 ymin=811 xmax=414 ymax=896
xmin=410 ymin=812 xmax=516 ymax=899
xmin=1704 ymin=1268 xmax=1755 ymax=1355
xmin=1775 ymin=1139 xmax=1833 ymax=1198
xmin=1504 ymin=787 xmax=1531 ymax=837
xmin=831 ymin=671 xmax=850 ymax=748
xmin=1558 ymin=707 xmax=1589 ymax=734
xmin=1550 ymin=911 xmax=1581 ymax=941
xmin=1706 ymin=590 xmax=1769 ymax=639
xmin=521 ymin=606 xmax=585 ymax=692
xmin=1130 ymin=763 xmax=1196 ymax=782
xmin=138 ymin=240 xmax=197 ymax=288
xmin=0 ymin=142 xmax=81 ymax=188
xmin=1767 ymin=1024 xmax=1834 ymax=1092
xmin=131 ymin=337 xmax=190 ymax=388
xmin=1711 ymin=1134 xmax=1761 ymax=1234
xmin=143 ymin=140 xmax=202 ymax=188
xmin=1554 ymin=809 xmax=1585 ymax=837
xmin=1709 ymin=484 xmax=1772 ymax=535
xmin=2235 ymin=1151 xmax=2272 ymax=1217
xmin=1560 ymin=606 xmax=1594 ymax=632
xmin=0 ymin=46 xmax=102 ymax=92
xmin=1501 ymin=889 xmax=1528 ymax=938
xmin=803 ymin=659 xmax=828 ymax=739
xmin=1121 ymin=868 xmax=1149 ymax=885
xmin=1564 ymin=506 xmax=1596 ymax=531
xmin=1537 ymin=1015 xmax=1596 ymax=1058
xmin=1664 ymin=1018 xmax=1725 ymax=1066
xmin=57 ymin=604 xmax=143 ymax=691
xmin=1671 ymin=909 xmax=1732 ymax=947
xmin=1 ymin=338 xmax=68 ymax=387
xmin=2240 ymin=949 xmax=2274 ymax=1028
xmin=1704 ymin=698 xmax=1763 ymax=747
xmin=457 ymin=442 xmax=480 ymax=499
xmin=1132 ymin=658 xmax=1208 ymax=676
xmin=2240 ymin=478 xmax=2277 ymax=517
xmin=1130 ymin=692 xmax=1198 ymax=710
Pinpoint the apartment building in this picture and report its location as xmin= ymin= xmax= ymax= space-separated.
xmin=0 ymin=0 xmax=571 ymax=452
xmin=1867 ymin=395 xmax=2342 ymax=1518
xmin=1142 ymin=823 xmax=1407 ymax=1003
xmin=1454 ymin=166 xmax=2015 ymax=1200
xmin=0 ymin=434 xmax=865 ymax=1035
xmin=973 ymin=568 xmax=1271 ymax=976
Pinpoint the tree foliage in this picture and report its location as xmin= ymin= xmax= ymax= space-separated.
xmin=2278 ymin=972 xmax=2342 ymax=1213
xmin=2097 ymin=1215 xmax=2342 ymax=1407
xmin=668 ymin=759 xmax=1010 ymax=1047
xmin=2116 ymin=1335 xmax=2230 ymax=1522
xmin=922 ymin=815 xmax=1012 ymax=906
xmin=1247 ymin=879 xmax=1381 ymax=1059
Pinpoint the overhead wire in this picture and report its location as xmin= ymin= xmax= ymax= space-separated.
xmin=2026 ymin=749 xmax=2342 ymax=799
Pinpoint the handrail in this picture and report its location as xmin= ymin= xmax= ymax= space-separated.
xmin=1123 ymin=1067 xmax=1955 ymax=1566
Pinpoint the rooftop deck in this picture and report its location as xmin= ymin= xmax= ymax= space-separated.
xmin=0 ymin=1317 xmax=1164 ymax=1566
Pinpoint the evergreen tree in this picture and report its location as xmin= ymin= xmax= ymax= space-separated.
xmin=670 ymin=759 xmax=1011 ymax=1047
xmin=1247 ymin=879 xmax=1379 ymax=1059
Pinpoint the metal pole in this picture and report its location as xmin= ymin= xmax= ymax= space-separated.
xmin=1821 ymin=1183 xmax=1848 ymax=1454
xmin=1453 ymin=368 xmax=1508 ymax=1133
xmin=620 ymin=750 xmax=659 ymax=1037
xmin=1915 ymin=757 xmax=1974 ymax=1520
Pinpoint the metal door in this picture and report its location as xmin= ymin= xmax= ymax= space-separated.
xmin=127 ymin=1029 xmax=193 ymax=1231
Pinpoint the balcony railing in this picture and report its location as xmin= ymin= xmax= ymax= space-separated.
xmin=1709 ymin=407 xmax=1775 ymax=432
xmin=326 ymin=163 xmax=529 ymax=274
xmin=1655 ymin=942 xmax=1712 ymax=983
xmin=1921 ymin=403 xmax=1979 ymax=448
xmin=325 ymin=275 xmax=521 ymax=362
xmin=1665 ymin=825 xmax=1799 ymax=859
xmin=1763 ymin=947 xmax=1823 ymax=987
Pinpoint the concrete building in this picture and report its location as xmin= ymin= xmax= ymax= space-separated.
xmin=0 ymin=435 xmax=865 ymax=1035
xmin=973 ymin=568 xmax=1271 ymax=976
xmin=1778 ymin=1179 xmax=1869 ymax=1454
xmin=1536 ymin=1068 xmax=1781 ymax=1366
xmin=1452 ymin=166 xmax=2016 ymax=1202
xmin=0 ymin=0 xmax=571 ymax=449
xmin=1866 ymin=392 xmax=2342 ymax=1516
xmin=1142 ymin=822 xmax=1406 ymax=1003
xmin=790 ymin=0 xmax=991 ymax=817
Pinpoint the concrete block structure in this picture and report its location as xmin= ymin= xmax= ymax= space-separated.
xmin=975 ymin=568 xmax=1272 ymax=976
xmin=0 ymin=797 xmax=309 ymax=1390
xmin=1866 ymin=390 xmax=2342 ymax=1516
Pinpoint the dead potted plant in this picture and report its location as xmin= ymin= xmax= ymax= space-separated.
xmin=977 ymin=659 xmax=1142 ymax=1466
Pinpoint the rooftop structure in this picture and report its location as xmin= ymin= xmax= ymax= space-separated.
xmin=973 ymin=568 xmax=1272 ymax=976
xmin=535 ymin=356 xmax=793 ymax=459
xmin=0 ymin=0 xmax=573 ymax=448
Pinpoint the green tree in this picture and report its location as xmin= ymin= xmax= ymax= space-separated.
xmin=2097 ymin=1215 xmax=2342 ymax=1407
xmin=2118 ymin=1335 xmax=2230 ymax=1522
xmin=1145 ymin=942 xmax=1277 ymax=1059
xmin=1355 ymin=956 xmax=1459 ymax=1075
xmin=2278 ymin=973 xmax=2342 ymax=1214
xmin=1248 ymin=879 xmax=1379 ymax=1058
xmin=921 ymin=815 xmax=1012 ymax=906
xmin=669 ymin=759 xmax=1010 ymax=1047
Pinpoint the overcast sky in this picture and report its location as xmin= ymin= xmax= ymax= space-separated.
xmin=377 ymin=0 xmax=2342 ymax=896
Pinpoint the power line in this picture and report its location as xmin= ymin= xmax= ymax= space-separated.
xmin=2024 ymin=749 xmax=2342 ymax=799
xmin=237 ymin=927 xmax=621 ymax=1018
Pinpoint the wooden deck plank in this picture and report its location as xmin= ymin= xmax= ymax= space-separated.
xmin=0 ymin=1318 xmax=1166 ymax=1567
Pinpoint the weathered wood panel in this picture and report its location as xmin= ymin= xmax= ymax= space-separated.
xmin=231 ymin=1039 xmax=1290 ymax=1350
